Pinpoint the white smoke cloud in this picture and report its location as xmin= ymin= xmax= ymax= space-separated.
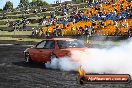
xmin=45 ymin=57 xmax=79 ymax=71
xmin=46 ymin=38 xmax=132 ymax=76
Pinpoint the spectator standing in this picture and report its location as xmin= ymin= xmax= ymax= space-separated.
xmin=55 ymin=25 xmax=62 ymax=36
xmin=88 ymin=26 xmax=94 ymax=36
xmin=113 ymin=20 xmax=120 ymax=36
xmin=71 ymin=26 xmax=76 ymax=35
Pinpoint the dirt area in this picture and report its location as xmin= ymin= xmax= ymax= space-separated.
xmin=0 ymin=43 xmax=131 ymax=88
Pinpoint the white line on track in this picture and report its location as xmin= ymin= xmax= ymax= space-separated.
xmin=0 ymin=44 xmax=13 ymax=46
xmin=0 ymin=44 xmax=33 ymax=47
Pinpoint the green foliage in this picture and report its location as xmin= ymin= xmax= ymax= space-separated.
xmin=19 ymin=0 xmax=29 ymax=8
xmin=30 ymin=0 xmax=49 ymax=7
xmin=3 ymin=1 xmax=13 ymax=10
xmin=72 ymin=0 xmax=85 ymax=3
xmin=0 ymin=9 xmax=2 ymax=11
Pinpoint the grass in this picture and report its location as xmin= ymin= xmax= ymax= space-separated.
xmin=0 ymin=30 xmax=126 ymax=45
xmin=6 ymin=14 xmax=22 ymax=17
xmin=0 ymin=25 xmax=25 ymax=28
xmin=6 ymin=11 xmax=21 ymax=14
xmin=0 ymin=19 xmax=22 ymax=22
xmin=28 ymin=16 xmax=42 ymax=19
xmin=0 ymin=37 xmax=42 ymax=42
xmin=0 ymin=36 xmax=121 ymax=45
xmin=0 ymin=31 xmax=32 ymax=35
xmin=0 ymin=24 xmax=40 ymax=28
xmin=0 ymin=31 xmax=42 ymax=43
xmin=41 ymin=11 xmax=51 ymax=14
xmin=0 ymin=25 xmax=8 ymax=27
xmin=0 ymin=37 xmax=121 ymax=46
xmin=27 ymin=23 xmax=39 ymax=27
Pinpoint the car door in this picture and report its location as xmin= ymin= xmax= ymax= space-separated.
xmin=40 ymin=40 xmax=55 ymax=62
xmin=53 ymin=40 xmax=70 ymax=58
xmin=30 ymin=40 xmax=55 ymax=62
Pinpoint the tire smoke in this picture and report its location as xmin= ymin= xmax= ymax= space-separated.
xmin=46 ymin=39 xmax=132 ymax=76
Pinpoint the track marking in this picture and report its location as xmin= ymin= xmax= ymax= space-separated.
xmin=0 ymin=44 xmax=33 ymax=47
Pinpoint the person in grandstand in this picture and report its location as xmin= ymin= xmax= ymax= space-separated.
xmin=71 ymin=26 xmax=76 ymax=35
xmin=128 ymin=26 xmax=132 ymax=37
xmin=46 ymin=28 xmax=51 ymax=37
xmin=83 ymin=25 xmax=89 ymax=40
xmin=55 ymin=25 xmax=63 ymax=36
xmin=88 ymin=26 xmax=94 ymax=36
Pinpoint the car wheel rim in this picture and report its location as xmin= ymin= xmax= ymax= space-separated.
xmin=50 ymin=54 xmax=56 ymax=59
xmin=51 ymin=55 xmax=55 ymax=59
xmin=26 ymin=56 xmax=29 ymax=62
xmin=25 ymin=53 xmax=30 ymax=62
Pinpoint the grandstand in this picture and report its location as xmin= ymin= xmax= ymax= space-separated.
xmin=0 ymin=0 xmax=132 ymax=39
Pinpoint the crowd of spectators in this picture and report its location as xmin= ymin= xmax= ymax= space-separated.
xmin=1 ymin=0 xmax=131 ymax=38
xmin=32 ymin=0 xmax=132 ymax=38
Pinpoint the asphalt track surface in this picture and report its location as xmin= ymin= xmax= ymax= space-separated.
xmin=0 ymin=44 xmax=132 ymax=88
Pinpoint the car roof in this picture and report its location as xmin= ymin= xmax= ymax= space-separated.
xmin=48 ymin=38 xmax=76 ymax=41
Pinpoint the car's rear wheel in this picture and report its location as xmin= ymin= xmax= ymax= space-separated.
xmin=77 ymin=76 xmax=85 ymax=85
xmin=25 ymin=52 xmax=33 ymax=63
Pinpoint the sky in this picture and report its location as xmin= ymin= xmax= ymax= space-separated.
xmin=0 ymin=0 xmax=71 ymax=9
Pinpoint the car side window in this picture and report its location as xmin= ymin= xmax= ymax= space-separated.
xmin=57 ymin=40 xmax=67 ymax=48
xmin=36 ymin=41 xmax=46 ymax=48
xmin=44 ymin=40 xmax=55 ymax=49
xmin=57 ymin=40 xmax=85 ymax=48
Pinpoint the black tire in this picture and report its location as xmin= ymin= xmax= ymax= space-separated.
xmin=79 ymin=77 xmax=84 ymax=85
xmin=45 ymin=53 xmax=58 ymax=69
xmin=42 ymin=62 xmax=46 ymax=68
xmin=24 ymin=52 xmax=33 ymax=63
xmin=50 ymin=53 xmax=57 ymax=60
xmin=77 ymin=76 xmax=85 ymax=85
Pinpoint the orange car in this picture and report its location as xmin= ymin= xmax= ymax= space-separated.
xmin=24 ymin=38 xmax=88 ymax=64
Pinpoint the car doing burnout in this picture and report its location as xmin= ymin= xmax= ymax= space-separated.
xmin=24 ymin=38 xmax=88 ymax=64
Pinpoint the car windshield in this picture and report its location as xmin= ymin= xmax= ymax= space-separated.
xmin=57 ymin=40 xmax=85 ymax=49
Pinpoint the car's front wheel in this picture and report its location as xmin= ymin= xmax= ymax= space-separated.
xmin=24 ymin=52 xmax=33 ymax=63
xmin=50 ymin=53 xmax=57 ymax=60
xmin=45 ymin=53 xmax=58 ymax=68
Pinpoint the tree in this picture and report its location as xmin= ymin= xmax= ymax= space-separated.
xmin=3 ymin=1 xmax=13 ymax=10
xmin=72 ymin=0 xmax=86 ymax=3
xmin=19 ymin=0 xmax=29 ymax=8
xmin=30 ymin=0 xmax=49 ymax=7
